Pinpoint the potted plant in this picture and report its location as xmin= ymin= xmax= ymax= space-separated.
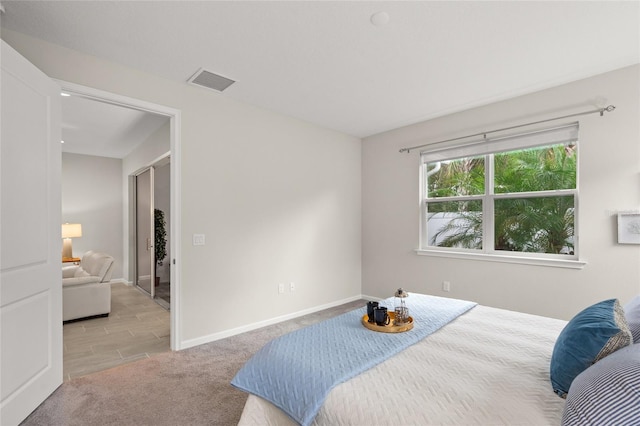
xmin=154 ymin=208 xmax=167 ymax=286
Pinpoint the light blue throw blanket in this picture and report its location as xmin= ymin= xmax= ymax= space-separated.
xmin=231 ymin=294 xmax=477 ymax=426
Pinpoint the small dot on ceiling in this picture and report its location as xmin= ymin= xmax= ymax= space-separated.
xmin=370 ymin=11 xmax=390 ymax=27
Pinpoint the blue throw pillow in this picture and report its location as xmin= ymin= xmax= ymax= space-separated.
xmin=550 ymin=299 xmax=632 ymax=398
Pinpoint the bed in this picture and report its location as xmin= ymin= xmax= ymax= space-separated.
xmin=232 ymin=294 xmax=640 ymax=426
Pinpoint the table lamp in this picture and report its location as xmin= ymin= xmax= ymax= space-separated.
xmin=62 ymin=223 xmax=82 ymax=259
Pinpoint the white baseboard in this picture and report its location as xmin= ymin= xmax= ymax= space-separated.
xmin=361 ymin=294 xmax=382 ymax=302
xmin=109 ymin=278 xmax=130 ymax=285
xmin=180 ymin=294 xmax=364 ymax=350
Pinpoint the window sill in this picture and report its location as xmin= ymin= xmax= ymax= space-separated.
xmin=414 ymin=249 xmax=587 ymax=269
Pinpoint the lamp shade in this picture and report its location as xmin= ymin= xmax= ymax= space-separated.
xmin=62 ymin=223 xmax=82 ymax=239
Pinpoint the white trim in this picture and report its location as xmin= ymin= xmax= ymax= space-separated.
xmin=415 ymin=249 xmax=587 ymax=269
xmin=56 ymin=79 xmax=183 ymax=350
xmin=180 ymin=295 xmax=363 ymax=350
xmin=169 ymin=111 xmax=182 ymax=349
xmin=58 ymin=80 xmax=177 ymax=116
xmin=361 ymin=294 xmax=383 ymax=302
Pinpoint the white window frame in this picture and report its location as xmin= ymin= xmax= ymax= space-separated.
xmin=416 ymin=123 xmax=586 ymax=269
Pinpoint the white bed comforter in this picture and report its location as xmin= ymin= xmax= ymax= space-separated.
xmin=238 ymin=305 xmax=568 ymax=426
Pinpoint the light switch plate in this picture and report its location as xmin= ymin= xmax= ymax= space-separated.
xmin=193 ymin=234 xmax=205 ymax=246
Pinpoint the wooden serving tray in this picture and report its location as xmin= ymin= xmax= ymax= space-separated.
xmin=362 ymin=312 xmax=414 ymax=333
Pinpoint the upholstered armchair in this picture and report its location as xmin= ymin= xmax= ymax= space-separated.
xmin=62 ymin=250 xmax=114 ymax=322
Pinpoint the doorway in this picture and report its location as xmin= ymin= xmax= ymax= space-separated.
xmin=59 ymin=80 xmax=182 ymax=350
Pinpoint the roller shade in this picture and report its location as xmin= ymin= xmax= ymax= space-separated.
xmin=421 ymin=123 xmax=579 ymax=163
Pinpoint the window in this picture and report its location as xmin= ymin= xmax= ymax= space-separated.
xmin=420 ymin=123 xmax=579 ymax=262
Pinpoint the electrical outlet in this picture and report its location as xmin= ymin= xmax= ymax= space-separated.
xmin=278 ymin=283 xmax=285 ymax=294
xmin=290 ymin=282 xmax=295 ymax=292
xmin=443 ymin=281 xmax=451 ymax=292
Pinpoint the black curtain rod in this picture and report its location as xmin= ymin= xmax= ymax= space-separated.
xmin=399 ymin=105 xmax=616 ymax=154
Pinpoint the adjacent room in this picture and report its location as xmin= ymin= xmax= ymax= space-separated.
xmin=1 ymin=1 xmax=639 ymax=425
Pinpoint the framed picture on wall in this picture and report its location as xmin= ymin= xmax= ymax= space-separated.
xmin=617 ymin=212 xmax=640 ymax=244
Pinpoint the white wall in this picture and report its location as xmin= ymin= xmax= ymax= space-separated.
xmin=2 ymin=30 xmax=362 ymax=345
xmin=62 ymin=153 xmax=124 ymax=278
xmin=363 ymin=65 xmax=640 ymax=320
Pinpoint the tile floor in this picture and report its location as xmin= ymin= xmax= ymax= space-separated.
xmin=63 ymin=282 xmax=170 ymax=380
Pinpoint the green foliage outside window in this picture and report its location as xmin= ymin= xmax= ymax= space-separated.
xmin=426 ymin=144 xmax=576 ymax=254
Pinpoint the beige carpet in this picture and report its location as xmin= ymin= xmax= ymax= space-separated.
xmin=21 ymin=299 xmax=365 ymax=426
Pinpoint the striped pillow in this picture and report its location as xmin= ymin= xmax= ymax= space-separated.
xmin=562 ymin=343 xmax=640 ymax=425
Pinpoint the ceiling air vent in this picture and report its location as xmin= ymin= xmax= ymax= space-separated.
xmin=188 ymin=68 xmax=235 ymax=92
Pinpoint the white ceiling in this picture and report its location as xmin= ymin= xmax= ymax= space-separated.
xmin=1 ymin=1 xmax=639 ymax=156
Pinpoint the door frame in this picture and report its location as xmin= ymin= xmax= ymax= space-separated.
xmin=57 ymin=80 xmax=182 ymax=350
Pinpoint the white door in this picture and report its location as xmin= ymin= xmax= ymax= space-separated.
xmin=0 ymin=41 xmax=62 ymax=425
